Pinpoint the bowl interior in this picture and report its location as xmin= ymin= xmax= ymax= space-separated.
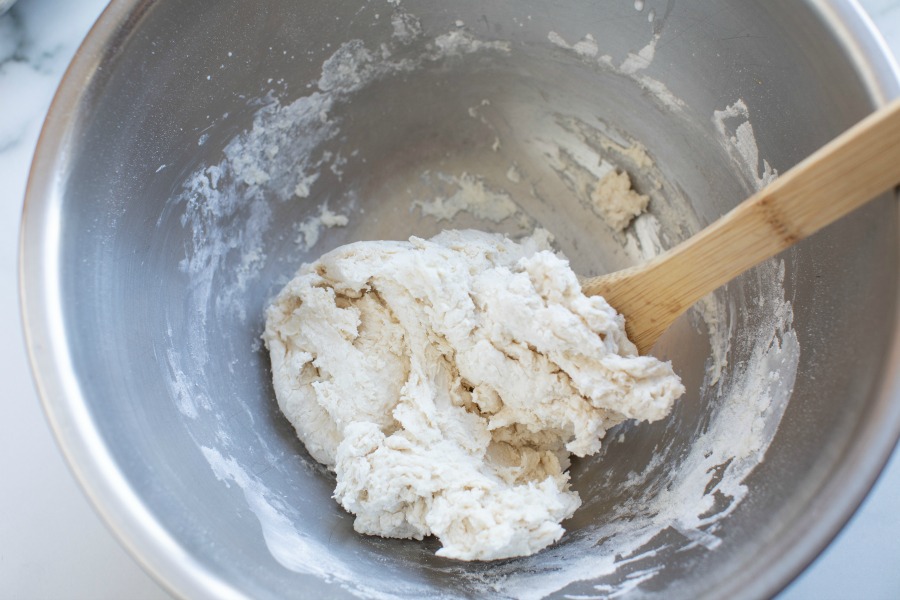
xmin=28 ymin=1 xmax=898 ymax=598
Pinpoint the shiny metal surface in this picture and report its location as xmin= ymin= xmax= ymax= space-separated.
xmin=20 ymin=1 xmax=900 ymax=599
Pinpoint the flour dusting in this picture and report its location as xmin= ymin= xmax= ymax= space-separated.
xmin=619 ymin=34 xmax=658 ymax=75
xmin=713 ymin=99 xmax=778 ymax=190
xmin=295 ymin=204 xmax=350 ymax=251
xmin=548 ymin=30 xmax=685 ymax=112
xmin=413 ymin=172 xmax=519 ymax=222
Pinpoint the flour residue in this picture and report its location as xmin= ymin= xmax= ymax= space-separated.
xmin=412 ymin=172 xmax=519 ymax=222
xmin=202 ymin=447 xmax=445 ymax=600
xmin=547 ymin=31 xmax=600 ymax=58
xmin=295 ymin=204 xmax=350 ymax=251
xmin=713 ymin=99 xmax=778 ymax=190
xmin=619 ymin=34 xmax=658 ymax=75
xmin=391 ymin=11 xmax=423 ymax=44
xmin=506 ymin=163 xmax=522 ymax=183
xmin=542 ymin=115 xmax=664 ymax=234
xmin=433 ymin=29 xmax=510 ymax=57
xmin=548 ymin=30 xmax=684 ymax=112
xmin=202 ymin=446 xmax=353 ymax=580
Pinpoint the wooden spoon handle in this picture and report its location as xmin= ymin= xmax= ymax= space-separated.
xmin=583 ymin=98 xmax=900 ymax=354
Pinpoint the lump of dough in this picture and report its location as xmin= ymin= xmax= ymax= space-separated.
xmin=591 ymin=169 xmax=649 ymax=231
xmin=263 ymin=229 xmax=684 ymax=560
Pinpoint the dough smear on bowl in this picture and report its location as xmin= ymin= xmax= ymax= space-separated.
xmin=263 ymin=229 xmax=684 ymax=560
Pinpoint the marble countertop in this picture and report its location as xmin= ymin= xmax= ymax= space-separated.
xmin=2 ymin=1 xmax=898 ymax=598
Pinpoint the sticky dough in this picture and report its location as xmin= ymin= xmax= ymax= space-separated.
xmin=263 ymin=229 xmax=684 ymax=560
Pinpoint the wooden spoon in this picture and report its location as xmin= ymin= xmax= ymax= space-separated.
xmin=582 ymin=98 xmax=900 ymax=355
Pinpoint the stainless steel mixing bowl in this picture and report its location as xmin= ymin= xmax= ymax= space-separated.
xmin=20 ymin=1 xmax=900 ymax=598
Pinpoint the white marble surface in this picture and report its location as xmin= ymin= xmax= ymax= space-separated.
xmin=1 ymin=1 xmax=898 ymax=598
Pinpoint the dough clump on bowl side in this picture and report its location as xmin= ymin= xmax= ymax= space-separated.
xmin=263 ymin=229 xmax=684 ymax=560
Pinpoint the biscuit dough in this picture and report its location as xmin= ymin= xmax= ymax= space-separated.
xmin=263 ymin=230 xmax=684 ymax=560
xmin=591 ymin=169 xmax=649 ymax=231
